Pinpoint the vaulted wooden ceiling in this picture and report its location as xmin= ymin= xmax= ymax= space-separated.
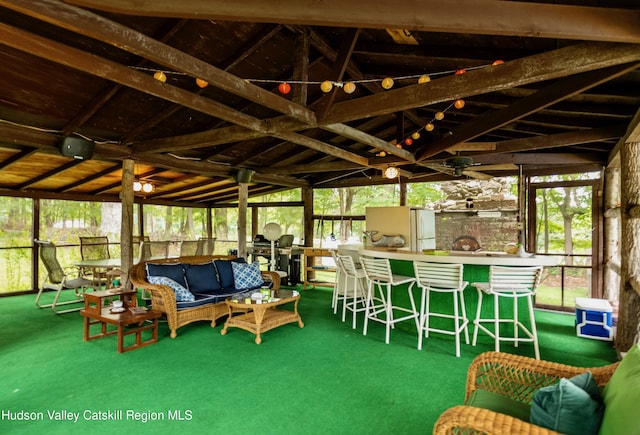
xmin=1 ymin=0 xmax=639 ymax=206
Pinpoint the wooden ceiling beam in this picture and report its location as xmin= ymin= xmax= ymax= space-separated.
xmin=0 ymin=147 xmax=38 ymax=170
xmin=64 ymin=19 xmax=189 ymax=138
xmin=4 ymin=0 xmax=316 ymax=125
xmin=324 ymin=43 xmax=640 ymax=125
xmin=471 ymin=152 xmax=605 ymax=166
xmin=273 ymin=132 xmax=369 ymax=166
xmin=1 ymin=23 xmax=372 ymax=169
xmin=487 ymin=125 xmax=627 ymax=156
xmin=15 ymin=159 xmax=84 ymax=190
xmin=261 ymin=161 xmax=363 ymax=175
xmin=0 ymin=23 xmax=267 ymax=133
xmin=56 ymin=164 xmax=122 ymax=192
xmin=122 ymin=23 xmax=283 ymax=144
xmin=417 ymin=62 xmax=640 ymax=160
xmin=315 ymin=28 xmax=360 ymax=120
xmin=65 ymin=0 xmax=640 ymax=43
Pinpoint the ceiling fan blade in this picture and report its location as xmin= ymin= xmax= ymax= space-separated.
xmin=422 ymin=163 xmax=456 ymax=175
xmin=476 ymin=163 xmax=518 ymax=171
xmin=461 ymin=170 xmax=493 ymax=180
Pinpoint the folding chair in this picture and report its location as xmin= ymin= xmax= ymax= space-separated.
xmin=35 ymin=240 xmax=95 ymax=314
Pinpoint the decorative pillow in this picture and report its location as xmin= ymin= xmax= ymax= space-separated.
xmin=214 ymin=258 xmax=246 ymax=289
xmin=146 ymin=263 xmax=187 ymax=288
xmin=530 ymin=371 xmax=604 ymax=435
xmin=231 ymin=261 xmax=264 ymax=290
xmin=148 ymin=275 xmax=195 ymax=302
xmin=184 ymin=262 xmax=222 ymax=293
xmin=599 ymin=344 xmax=640 ymax=435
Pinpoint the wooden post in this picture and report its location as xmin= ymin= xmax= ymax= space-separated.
xmin=121 ymin=159 xmax=135 ymax=288
xmin=303 ymin=187 xmax=314 ymax=247
xmin=617 ymin=141 xmax=640 ymax=352
xmin=603 ymin=167 xmax=621 ymax=303
xmin=237 ymin=182 xmax=248 ymax=258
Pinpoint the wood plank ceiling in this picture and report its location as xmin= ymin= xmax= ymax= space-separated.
xmin=0 ymin=0 xmax=639 ymax=206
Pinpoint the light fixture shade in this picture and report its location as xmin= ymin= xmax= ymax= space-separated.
xmin=384 ymin=167 xmax=399 ymax=179
xmin=133 ymin=181 xmax=142 ymax=192
xmin=263 ymin=222 xmax=283 ymax=241
xmin=142 ymin=182 xmax=153 ymax=193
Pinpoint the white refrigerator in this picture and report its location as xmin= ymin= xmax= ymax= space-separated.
xmin=365 ymin=206 xmax=436 ymax=251
xmin=409 ymin=208 xmax=436 ymax=251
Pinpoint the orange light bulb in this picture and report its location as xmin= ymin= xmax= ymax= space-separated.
xmin=278 ymin=82 xmax=291 ymax=94
xmin=381 ymin=77 xmax=394 ymax=89
xmin=343 ymin=81 xmax=356 ymax=94
xmin=153 ymin=71 xmax=167 ymax=83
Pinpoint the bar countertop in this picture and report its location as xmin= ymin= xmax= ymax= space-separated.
xmin=358 ymin=247 xmax=559 ymax=266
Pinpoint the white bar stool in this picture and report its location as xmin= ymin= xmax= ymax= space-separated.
xmin=413 ymin=261 xmax=469 ymax=357
xmin=361 ymin=257 xmax=419 ymax=344
xmin=472 ymin=265 xmax=543 ymax=359
xmin=329 ymin=249 xmax=344 ymax=314
xmin=337 ymin=254 xmax=368 ymax=329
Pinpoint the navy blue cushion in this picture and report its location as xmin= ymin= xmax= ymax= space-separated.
xmin=184 ymin=262 xmax=222 ymax=294
xmin=176 ymin=292 xmax=220 ymax=310
xmin=146 ymin=263 xmax=187 ymax=288
xmin=214 ymin=258 xmax=246 ymax=289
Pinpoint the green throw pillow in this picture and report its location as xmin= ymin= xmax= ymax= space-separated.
xmin=530 ymin=371 xmax=604 ymax=435
xmin=600 ymin=344 xmax=640 ymax=435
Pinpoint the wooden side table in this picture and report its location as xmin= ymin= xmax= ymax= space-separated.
xmin=220 ymin=289 xmax=304 ymax=344
xmin=81 ymin=289 xmax=161 ymax=353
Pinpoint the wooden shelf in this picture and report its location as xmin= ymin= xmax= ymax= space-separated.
xmin=303 ymin=248 xmax=336 ymax=289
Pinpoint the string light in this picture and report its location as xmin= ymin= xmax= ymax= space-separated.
xmin=139 ymin=59 xmax=506 ymax=150
xmin=139 ymin=59 xmax=504 ymax=95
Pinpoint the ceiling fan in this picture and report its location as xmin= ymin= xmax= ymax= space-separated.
xmin=422 ymin=156 xmax=517 ymax=180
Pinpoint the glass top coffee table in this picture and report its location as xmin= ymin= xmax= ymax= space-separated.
xmin=220 ymin=289 xmax=304 ymax=344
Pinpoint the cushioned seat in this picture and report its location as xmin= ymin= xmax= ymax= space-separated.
xmin=433 ymin=345 xmax=640 ymax=435
xmin=130 ymin=255 xmax=280 ymax=338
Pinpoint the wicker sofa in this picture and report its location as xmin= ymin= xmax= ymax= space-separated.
xmin=432 ymin=347 xmax=640 ymax=435
xmin=130 ymin=255 xmax=280 ymax=338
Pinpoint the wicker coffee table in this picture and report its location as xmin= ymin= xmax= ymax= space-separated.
xmin=221 ymin=289 xmax=304 ymax=344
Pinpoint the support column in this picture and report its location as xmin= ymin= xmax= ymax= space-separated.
xmin=303 ymin=187 xmax=314 ymax=247
xmin=237 ymin=182 xmax=248 ymax=258
xmin=617 ymin=141 xmax=640 ymax=352
xmin=121 ymin=159 xmax=135 ymax=288
xmin=603 ymin=167 xmax=621 ymax=303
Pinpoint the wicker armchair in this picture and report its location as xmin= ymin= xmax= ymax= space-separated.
xmin=130 ymin=255 xmax=280 ymax=338
xmin=433 ymin=351 xmax=619 ymax=435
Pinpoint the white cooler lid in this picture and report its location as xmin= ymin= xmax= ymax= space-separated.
xmin=575 ymin=297 xmax=612 ymax=312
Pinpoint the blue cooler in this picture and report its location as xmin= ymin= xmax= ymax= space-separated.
xmin=575 ymin=297 xmax=613 ymax=341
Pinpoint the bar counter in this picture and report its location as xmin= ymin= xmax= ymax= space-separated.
xmin=358 ymin=247 xmax=558 ymax=267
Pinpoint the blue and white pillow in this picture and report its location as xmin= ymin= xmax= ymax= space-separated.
xmin=148 ymin=275 xmax=195 ymax=302
xmin=231 ymin=261 xmax=264 ymax=290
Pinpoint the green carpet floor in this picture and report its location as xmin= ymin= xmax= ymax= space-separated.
xmin=1 ymin=287 xmax=617 ymax=435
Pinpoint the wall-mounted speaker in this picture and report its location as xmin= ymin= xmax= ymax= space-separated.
xmin=234 ymin=168 xmax=254 ymax=183
xmin=59 ymin=136 xmax=95 ymax=160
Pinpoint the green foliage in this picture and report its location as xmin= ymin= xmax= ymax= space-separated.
xmin=0 ymin=174 xmax=598 ymax=293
